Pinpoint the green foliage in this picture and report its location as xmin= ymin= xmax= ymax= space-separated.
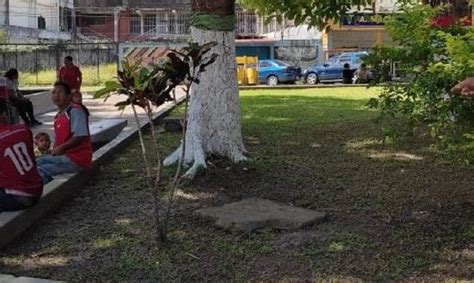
xmin=239 ymin=0 xmax=372 ymax=29
xmin=189 ymin=12 xmax=235 ymax=31
xmin=94 ymin=42 xmax=217 ymax=110
xmin=366 ymin=4 xmax=474 ymax=162
xmin=465 ymin=133 xmax=474 ymax=164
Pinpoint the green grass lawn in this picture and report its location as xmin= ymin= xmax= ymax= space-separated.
xmin=1 ymin=87 xmax=472 ymax=282
xmin=19 ymin=63 xmax=117 ymax=87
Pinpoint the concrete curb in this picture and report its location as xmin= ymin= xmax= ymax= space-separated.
xmin=0 ymin=274 xmax=62 ymax=283
xmin=0 ymin=96 xmax=185 ymax=249
xmin=239 ymin=84 xmax=371 ymax=90
xmin=28 ymin=91 xmax=56 ymax=116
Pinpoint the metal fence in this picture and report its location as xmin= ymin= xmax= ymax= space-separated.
xmin=0 ymin=42 xmax=119 ymax=86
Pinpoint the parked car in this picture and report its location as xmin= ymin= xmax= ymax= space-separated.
xmin=303 ymin=51 xmax=369 ymax=84
xmin=258 ymin=60 xmax=301 ymax=86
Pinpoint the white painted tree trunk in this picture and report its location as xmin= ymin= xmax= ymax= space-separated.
xmin=164 ymin=27 xmax=246 ymax=177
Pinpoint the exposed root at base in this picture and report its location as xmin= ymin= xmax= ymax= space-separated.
xmin=164 ymin=143 xmax=247 ymax=179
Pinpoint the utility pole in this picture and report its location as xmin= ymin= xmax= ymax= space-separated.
xmin=114 ymin=8 xmax=120 ymax=42
xmin=5 ymin=0 xmax=9 ymax=25
xmin=71 ymin=1 xmax=77 ymax=42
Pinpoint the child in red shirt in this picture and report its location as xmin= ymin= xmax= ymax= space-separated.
xmin=72 ymin=90 xmax=90 ymax=118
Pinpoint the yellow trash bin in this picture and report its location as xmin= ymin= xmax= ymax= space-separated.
xmin=237 ymin=65 xmax=246 ymax=85
xmin=246 ymin=67 xmax=258 ymax=85
xmin=236 ymin=56 xmax=259 ymax=85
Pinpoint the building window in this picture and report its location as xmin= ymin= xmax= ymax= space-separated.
xmin=236 ymin=11 xmax=256 ymax=34
xmin=130 ymin=15 xmax=141 ymax=35
xmin=157 ymin=11 xmax=168 ymax=34
xmin=38 ymin=16 xmax=46 ymax=29
xmin=175 ymin=12 xmax=189 ymax=34
xmin=144 ymin=15 xmax=156 ymax=34
xmin=84 ymin=17 xmax=106 ymax=26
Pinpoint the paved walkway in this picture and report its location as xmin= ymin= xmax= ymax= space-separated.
xmin=30 ymin=88 xmax=186 ymax=141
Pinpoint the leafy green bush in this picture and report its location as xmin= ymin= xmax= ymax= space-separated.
xmin=367 ymin=4 xmax=474 ymax=163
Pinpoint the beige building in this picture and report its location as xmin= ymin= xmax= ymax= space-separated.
xmin=323 ymin=0 xmax=472 ymax=58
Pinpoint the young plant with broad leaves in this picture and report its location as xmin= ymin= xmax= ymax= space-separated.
xmin=94 ymin=42 xmax=218 ymax=242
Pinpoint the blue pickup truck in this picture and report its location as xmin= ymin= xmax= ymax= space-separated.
xmin=303 ymin=51 xmax=369 ymax=84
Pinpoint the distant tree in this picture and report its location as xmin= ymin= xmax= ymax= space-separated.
xmin=239 ymin=0 xmax=374 ymax=29
xmin=422 ymin=0 xmax=471 ymax=17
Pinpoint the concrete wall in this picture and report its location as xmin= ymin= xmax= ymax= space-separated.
xmin=329 ymin=29 xmax=392 ymax=50
xmin=274 ymin=40 xmax=323 ymax=69
xmin=3 ymin=25 xmax=72 ymax=43
xmin=0 ymin=46 xmax=117 ymax=72
xmin=263 ymin=25 xmax=322 ymax=41
xmin=0 ymin=0 xmax=73 ymax=41
xmin=8 ymin=0 xmax=60 ymax=31
xmin=78 ymin=10 xmax=132 ymax=41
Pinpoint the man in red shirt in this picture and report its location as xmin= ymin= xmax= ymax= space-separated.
xmin=58 ymin=56 xmax=82 ymax=91
xmin=37 ymin=81 xmax=92 ymax=184
xmin=0 ymin=98 xmax=43 ymax=212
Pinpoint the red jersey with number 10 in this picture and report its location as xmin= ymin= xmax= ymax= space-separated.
xmin=0 ymin=124 xmax=43 ymax=197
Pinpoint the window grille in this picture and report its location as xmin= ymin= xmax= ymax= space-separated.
xmin=156 ymin=11 xmax=168 ymax=34
xmin=130 ymin=15 xmax=141 ymax=35
xmin=144 ymin=15 xmax=156 ymax=34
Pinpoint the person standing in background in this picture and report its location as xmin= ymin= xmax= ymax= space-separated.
xmin=59 ymin=56 xmax=82 ymax=92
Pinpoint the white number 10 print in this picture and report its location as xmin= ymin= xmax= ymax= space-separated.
xmin=4 ymin=142 xmax=34 ymax=175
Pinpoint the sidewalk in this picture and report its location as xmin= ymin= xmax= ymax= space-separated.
xmin=30 ymin=88 xmax=186 ymax=141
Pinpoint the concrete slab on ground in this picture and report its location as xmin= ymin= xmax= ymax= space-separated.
xmin=198 ymin=197 xmax=326 ymax=232
xmin=0 ymin=274 xmax=62 ymax=283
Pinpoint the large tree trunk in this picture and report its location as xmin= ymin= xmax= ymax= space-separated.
xmin=164 ymin=1 xmax=246 ymax=177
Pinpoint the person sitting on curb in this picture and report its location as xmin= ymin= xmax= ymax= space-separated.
xmin=0 ymin=98 xmax=43 ymax=212
xmin=4 ymin=68 xmax=42 ymax=127
xmin=37 ymin=81 xmax=92 ymax=184
xmin=72 ymin=90 xmax=90 ymax=118
xmin=34 ymin=132 xmax=52 ymax=157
